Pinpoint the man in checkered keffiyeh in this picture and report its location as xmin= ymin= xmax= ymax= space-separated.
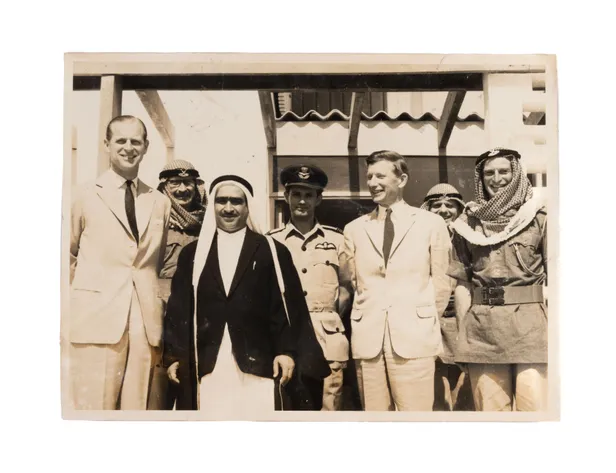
xmin=452 ymin=148 xmax=541 ymax=246
xmin=151 ymin=159 xmax=208 ymax=410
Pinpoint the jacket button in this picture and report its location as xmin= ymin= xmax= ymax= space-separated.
xmin=302 ymin=246 xmax=307 ymax=251
xmin=303 ymin=290 xmax=307 ymax=296
xmin=325 ymin=260 xmax=330 ymax=265
xmin=302 ymin=268 xmax=307 ymax=273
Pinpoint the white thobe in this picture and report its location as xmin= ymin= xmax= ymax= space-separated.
xmin=198 ymin=228 xmax=275 ymax=418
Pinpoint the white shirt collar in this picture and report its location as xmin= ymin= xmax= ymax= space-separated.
xmin=109 ymin=168 xmax=140 ymax=189
xmin=378 ymin=199 xmax=405 ymax=218
xmin=217 ymin=226 xmax=247 ymax=242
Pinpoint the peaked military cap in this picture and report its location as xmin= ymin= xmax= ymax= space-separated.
xmin=281 ymin=164 xmax=328 ymax=190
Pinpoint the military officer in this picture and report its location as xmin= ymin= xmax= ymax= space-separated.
xmin=268 ymin=164 xmax=350 ymax=411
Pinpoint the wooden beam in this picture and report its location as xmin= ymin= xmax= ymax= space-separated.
xmin=74 ymin=73 xmax=485 ymax=92
xmin=525 ymin=112 xmax=545 ymax=125
xmin=70 ymin=53 xmax=548 ymax=76
xmin=437 ymin=91 xmax=466 ymax=150
xmin=97 ymin=75 xmax=122 ymax=175
xmin=135 ymin=90 xmax=175 ymax=151
xmin=438 ymin=148 xmax=449 ymax=183
xmin=258 ymin=91 xmax=277 ymax=149
xmin=348 ymin=92 xmax=365 ymax=149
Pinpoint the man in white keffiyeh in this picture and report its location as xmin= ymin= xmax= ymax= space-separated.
xmin=162 ymin=175 xmax=329 ymax=415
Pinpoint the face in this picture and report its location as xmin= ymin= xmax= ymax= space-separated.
xmin=214 ymin=184 xmax=249 ymax=233
xmin=482 ymin=157 xmax=513 ymax=198
xmin=367 ymin=160 xmax=407 ymax=207
xmin=429 ymin=198 xmax=461 ymax=223
xmin=165 ymin=177 xmax=197 ymax=209
xmin=105 ymin=119 xmax=149 ymax=178
xmin=285 ymin=186 xmax=321 ymax=221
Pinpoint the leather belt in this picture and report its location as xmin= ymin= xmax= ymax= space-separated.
xmin=472 ymin=286 xmax=544 ymax=306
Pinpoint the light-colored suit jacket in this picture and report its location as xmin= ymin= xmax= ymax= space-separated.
xmin=339 ymin=201 xmax=452 ymax=360
xmin=70 ymin=170 xmax=171 ymax=347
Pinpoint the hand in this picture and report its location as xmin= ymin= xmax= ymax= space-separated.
xmin=167 ymin=362 xmax=180 ymax=384
xmin=273 ymin=355 xmax=295 ymax=386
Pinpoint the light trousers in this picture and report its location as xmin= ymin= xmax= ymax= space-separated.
xmin=467 ymin=363 xmax=548 ymax=411
xmin=70 ymin=288 xmax=156 ymax=410
xmin=355 ymin=322 xmax=435 ymax=411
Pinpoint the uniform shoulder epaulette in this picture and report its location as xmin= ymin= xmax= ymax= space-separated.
xmin=322 ymin=225 xmax=343 ymax=234
xmin=266 ymin=227 xmax=285 ymax=236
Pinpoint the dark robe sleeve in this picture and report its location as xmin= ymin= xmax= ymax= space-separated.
xmin=267 ymin=241 xmax=297 ymax=359
xmin=274 ymin=240 xmax=331 ymax=380
xmin=163 ymin=242 xmax=196 ymax=369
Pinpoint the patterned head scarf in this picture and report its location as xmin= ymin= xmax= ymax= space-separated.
xmin=157 ymin=160 xmax=207 ymax=232
xmin=420 ymin=183 xmax=465 ymax=214
xmin=466 ymin=148 xmax=533 ymax=236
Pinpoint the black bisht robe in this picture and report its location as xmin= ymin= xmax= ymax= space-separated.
xmin=162 ymin=229 xmax=330 ymax=410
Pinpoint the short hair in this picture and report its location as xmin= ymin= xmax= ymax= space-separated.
xmin=105 ymin=116 xmax=148 ymax=142
xmin=366 ymin=150 xmax=409 ymax=177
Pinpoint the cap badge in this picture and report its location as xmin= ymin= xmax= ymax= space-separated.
xmin=298 ymin=166 xmax=311 ymax=180
xmin=178 ymin=169 xmax=189 ymax=177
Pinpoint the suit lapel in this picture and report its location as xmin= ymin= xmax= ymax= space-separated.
xmin=363 ymin=209 xmax=383 ymax=257
xmin=227 ymin=230 xmax=260 ymax=298
xmin=389 ymin=204 xmax=417 ymax=258
xmin=95 ymin=171 xmax=131 ymax=235
xmin=135 ymin=180 xmax=156 ymax=239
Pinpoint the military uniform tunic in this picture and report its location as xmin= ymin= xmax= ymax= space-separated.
xmin=448 ymin=210 xmax=548 ymax=364
xmin=269 ymin=222 xmax=349 ymax=363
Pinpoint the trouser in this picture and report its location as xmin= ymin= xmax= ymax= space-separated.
xmin=355 ymin=322 xmax=435 ymax=411
xmin=146 ymin=352 xmax=170 ymax=410
xmin=433 ymin=360 xmax=475 ymax=411
xmin=70 ymin=288 xmax=157 ymax=410
xmin=322 ymin=361 xmax=345 ymax=411
xmin=467 ymin=363 xmax=548 ymax=411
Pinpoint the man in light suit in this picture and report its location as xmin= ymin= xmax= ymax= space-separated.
xmin=339 ymin=150 xmax=452 ymax=411
xmin=69 ymin=115 xmax=171 ymax=410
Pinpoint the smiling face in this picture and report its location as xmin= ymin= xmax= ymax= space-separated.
xmin=214 ymin=184 xmax=249 ymax=233
xmin=105 ymin=119 xmax=149 ymax=179
xmin=482 ymin=157 xmax=513 ymax=198
xmin=429 ymin=198 xmax=461 ymax=223
xmin=165 ymin=177 xmax=197 ymax=209
xmin=285 ymin=186 xmax=321 ymax=222
xmin=367 ymin=160 xmax=407 ymax=207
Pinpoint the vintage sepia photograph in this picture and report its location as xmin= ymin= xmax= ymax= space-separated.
xmin=61 ymin=53 xmax=559 ymax=421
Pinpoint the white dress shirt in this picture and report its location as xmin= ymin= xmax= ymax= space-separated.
xmin=216 ymin=227 xmax=247 ymax=295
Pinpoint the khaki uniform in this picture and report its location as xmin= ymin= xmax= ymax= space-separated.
xmin=269 ymin=222 xmax=349 ymax=410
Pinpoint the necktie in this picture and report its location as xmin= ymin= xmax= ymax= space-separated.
xmin=125 ymin=180 xmax=139 ymax=243
xmin=383 ymin=208 xmax=394 ymax=267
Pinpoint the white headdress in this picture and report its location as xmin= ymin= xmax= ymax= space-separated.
xmin=191 ymin=175 xmax=261 ymax=289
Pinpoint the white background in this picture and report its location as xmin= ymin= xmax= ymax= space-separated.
xmin=1 ymin=1 xmax=613 ymax=471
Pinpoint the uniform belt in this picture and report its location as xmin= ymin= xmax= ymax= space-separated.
xmin=472 ymin=286 xmax=544 ymax=306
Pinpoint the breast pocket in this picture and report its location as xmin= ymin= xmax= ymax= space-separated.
xmin=509 ymin=230 xmax=543 ymax=276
